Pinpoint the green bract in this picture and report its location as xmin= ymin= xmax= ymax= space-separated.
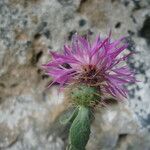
xmin=71 ymin=85 xmax=100 ymax=107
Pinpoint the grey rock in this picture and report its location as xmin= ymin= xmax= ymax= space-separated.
xmin=86 ymin=104 xmax=140 ymax=150
xmin=0 ymin=86 xmax=65 ymax=150
xmin=0 ymin=124 xmax=18 ymax=148
xmin=0 ymin=0 xmax=150 ymax=149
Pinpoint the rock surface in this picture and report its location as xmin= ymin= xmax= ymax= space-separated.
xmin=0 ymin=0 xmax=150 ymax=150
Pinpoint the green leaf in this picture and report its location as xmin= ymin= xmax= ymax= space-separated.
xmin=60 ymin=108 xmax=79 ymax=125
xmin=69 ymin=106 xmax=91 ymax=150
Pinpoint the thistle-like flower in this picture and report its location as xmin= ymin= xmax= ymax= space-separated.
xmin=42 ymin=33 xmax=136 ymax=150
xmin=43 ymin=33 xmax=136 ymax=101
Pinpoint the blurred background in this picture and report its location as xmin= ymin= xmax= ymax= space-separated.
xmin=0 ymin=0 xmax=150 ymax=150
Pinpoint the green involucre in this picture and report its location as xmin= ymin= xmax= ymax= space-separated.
xmin=70 ymin=85 xmax=100 ymax=107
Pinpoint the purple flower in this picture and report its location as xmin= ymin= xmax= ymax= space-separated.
xmin=42 ymin=33 xmax=136 ymax=100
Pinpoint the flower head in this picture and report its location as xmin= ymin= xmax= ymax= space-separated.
xmin=42 ymin=33 xmax=136 ymax=101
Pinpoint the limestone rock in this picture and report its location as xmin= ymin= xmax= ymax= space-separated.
xmin=0 ymin=0 xmax=150 ymax=149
